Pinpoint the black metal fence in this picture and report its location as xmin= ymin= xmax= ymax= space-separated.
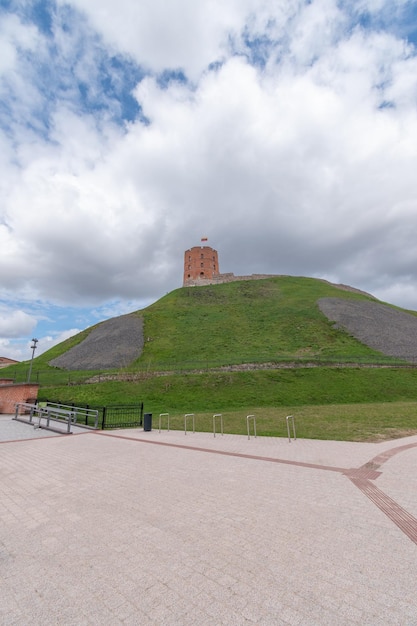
xmin=101 ymin=404 xmax=144 ymax=429
xmin=37 ymin=399 xmax=144 ymax=430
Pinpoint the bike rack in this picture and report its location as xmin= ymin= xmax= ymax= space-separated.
xmin=159 ymin=413 xmax=170 ymax=433
xmin=247 ymin=414 xmax=256 ymax=440
xmin=286 ymin=415 xmax=296 ymax=443
xmin=184 ymin=413 xmax=195 ymax=435
xmin=213 ymin=414 xmax=223 ymax=437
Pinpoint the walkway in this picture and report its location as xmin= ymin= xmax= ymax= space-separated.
xmin=1 ymin=416 xmax=417 ymax=625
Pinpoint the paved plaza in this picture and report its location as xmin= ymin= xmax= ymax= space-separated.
xmin=1 ymin=414 xmax=417 ymax=625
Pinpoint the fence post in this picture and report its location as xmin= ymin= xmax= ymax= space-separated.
xmin=101 ymin=406 xmax=107 ymax=430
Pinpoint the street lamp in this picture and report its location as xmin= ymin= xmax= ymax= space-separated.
xmin=27 ymin=338 xmax=38 ymax=383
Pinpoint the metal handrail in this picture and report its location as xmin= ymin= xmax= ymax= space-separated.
xmin=14 ymin=403 xmax=74 ymax=434
xmin=42 ymin=402 xmax=99 ymax=429
xmin=247 ymin=414 xmax=256 ymax=440
xmin=13 ymin=402 xmax=99 ymax=433
xmin=286 ymin=415 xmax=296 ymax=443
xmin=159 ymin=413 xmax=170 ymax=433
xmin=213 ymin=414 xmax=223 ymax=437
xmin=184 ymin=413 xmax=195 ymax=435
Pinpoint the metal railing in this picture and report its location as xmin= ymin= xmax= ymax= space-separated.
xmin=246 ymin=414 xmax=256 ymax=440
xmin=286 ymin=415 xmax=296 ymax=443
xmin=184 ymin=413 xmax=195 ymax=435
xmin=159 ymin=413 xmax=170 ymax=432
xmin=43 ymin=402 xmax=99 ymax=429
xmin=213 ymin=413 xmax=223 ymax=437
xmin=100 ymin=404 xmax=143 ymax=429
xmin=40 ymin=401 xmax=144 ymax=429
xmin=13 ymin=402 xmax=98 ymax=434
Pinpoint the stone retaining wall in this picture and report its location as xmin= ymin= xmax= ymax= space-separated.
xmin=184 ymin=272 xmax=280 ymax=287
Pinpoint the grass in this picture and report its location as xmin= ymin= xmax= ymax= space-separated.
xmin=36 ymin=367 xmax=417 ymax=441
xmin=130 ymin=277 xmax=406 ymax=369
xmin=8 ymin=276 xmax=407 ymax=386
xmin=6 ymin=276 xmax=417 ymax=442
xmin=137 ymin=403 xmax=417 ymax=442
xmin=39 ymin=366 xmax=417 ymax=408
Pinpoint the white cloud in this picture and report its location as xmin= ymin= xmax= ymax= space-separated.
xmin=1 ymin=0 xmax=417 ymax=356
xmin=0 ymin=309 xmax=36 ymax=338
xmin=38 ymin=329 xmax=81 ymax=351
xmin=0 ymin=13 xmax=39 ymax=75
xmin=57 ymin=0 xmax=257 ymax=79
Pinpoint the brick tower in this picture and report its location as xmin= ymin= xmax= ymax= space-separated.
xmin=183 ymin=240 xmax=219 ymax=285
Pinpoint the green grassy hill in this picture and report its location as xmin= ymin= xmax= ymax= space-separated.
xmin=9 ymin=276 xmax=414 ymax=378
xmin=6 ymin=276 xmax=417 ymax=441
xmin=133 ymin=276 xmax=397 ymax=369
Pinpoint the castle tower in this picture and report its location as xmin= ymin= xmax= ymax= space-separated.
xmin=183 ymin=239 xmax=219 ymax=285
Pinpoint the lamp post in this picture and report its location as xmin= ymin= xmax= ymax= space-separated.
xmin=27 ymin=338 xmax=38 ymax=383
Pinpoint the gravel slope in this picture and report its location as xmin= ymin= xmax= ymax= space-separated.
xmin=318 ymin=298 xmax=417 ymax=360
xmin=49 ymin=314 xmax=144 ymax=370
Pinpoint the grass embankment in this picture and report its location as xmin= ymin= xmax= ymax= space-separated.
xmin=39 ymin=367 xmax=417 ymax=441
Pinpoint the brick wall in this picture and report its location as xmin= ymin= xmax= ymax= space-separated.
xmin=0 ymin=382 xmax=39 ymax=414
xmin=183 ymin=246 xmax=219 ymax=285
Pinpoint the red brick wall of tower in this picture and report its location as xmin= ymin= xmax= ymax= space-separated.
xmin=183 ymin=246 xmax=219 ymax=285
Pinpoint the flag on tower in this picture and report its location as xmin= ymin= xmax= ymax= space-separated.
xmin=201 ymin=237 xmax=208 ymax=242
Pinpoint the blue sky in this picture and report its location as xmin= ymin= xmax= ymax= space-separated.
xmin=1 ymin=0 xmax=417 ymax=361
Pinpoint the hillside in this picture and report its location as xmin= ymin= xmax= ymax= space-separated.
xmin=45 ymin=276 xmax=417 ymax=371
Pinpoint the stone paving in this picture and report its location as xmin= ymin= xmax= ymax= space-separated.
xmin=1 ymin=415 xmax=417 ymax=625
xmin=0 ymin=414 xmax=89 ymax=440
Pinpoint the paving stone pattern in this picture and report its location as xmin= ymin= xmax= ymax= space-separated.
xmin=1 ymin=422 xmax=417 ymax=625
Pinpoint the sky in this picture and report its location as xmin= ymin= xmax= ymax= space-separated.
xmin=1 ymin=0 xmax=417 ymax=361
